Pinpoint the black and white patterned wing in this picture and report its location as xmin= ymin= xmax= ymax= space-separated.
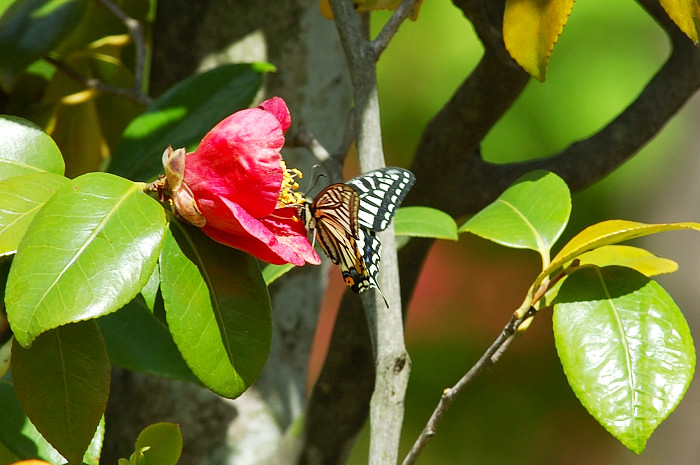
xmin=345 ymin=167 xmax=415 ymax=231
xmin=341 ymin=227 xmax=381 ymax=294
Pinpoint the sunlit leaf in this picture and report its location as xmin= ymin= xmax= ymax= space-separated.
xmin=0 ymin=115 xmax=64 ymax=181
xmin=394 ymin=206 xmax=458 ymax=240
xmin=107 ymin=63 xmax=275 ymax=182
xmin=6 ymin=173 xmax=166 ymax=346
xmin=262 ymin=263 xmax=295 ymax=286
xmin=140 ymin=265 xmax=160 ymax=312
xmin=160 ymin=222 xmax=272 ymax=399
xmin=459 ymin=170 xmax=571 ymax=262
xmin=0 ymin=0 xmax=89 ymax=91
xmin=543 ymin=245 xmax=679 ymax=306
xmin=576 ymin=245 xmax=678 ymax=277
xmin=132 ymin=423 xmax=182 ymax=465
xmin=11 ymin=320 xmax=110 ymax=465
xmin=658 ymin=0 xmax=700 ymax=44
xmin=503 ymin=0 xmax=576 ymax=81
xmin=0 ymin=172 xmax=69 ymax=256
xmin=545 ymin=220 xmax=700 ymax=279
xmin=553 ymin=266 xmax=695 ymax=454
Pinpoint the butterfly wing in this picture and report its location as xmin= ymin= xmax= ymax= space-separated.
xmin=306 ymin=168 xmax=415 ymax=306
xmin=309 ymin=183 xmax=361 ymax=265
xmin=345 ymin=167 xmax=416 ymax=232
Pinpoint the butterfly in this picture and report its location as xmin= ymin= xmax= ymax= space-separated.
xmin=301 ymin=167 xmax=415 ymax=305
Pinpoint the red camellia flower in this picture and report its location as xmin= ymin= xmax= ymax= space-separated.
xmin=162 ymin=97 xmax=320 ymax=266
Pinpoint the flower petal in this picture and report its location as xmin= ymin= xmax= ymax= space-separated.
xmin=185 ymin=108 xmax=285 ymax=219
xmin=259 ymin=97 xmax=291 ymax=132
xmin=201 ymin=197 xmax=320 ymax=266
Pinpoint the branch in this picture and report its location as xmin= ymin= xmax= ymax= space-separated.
xmin=45 ymin=56 xmax=151 ymax=106
xmin=95 ymin=0 xmax=149 ymax=94
xmin=291 ymin=114 xmax=354 ymax=185
xmin=327 ymin=1 xmax=411 ymax=465
xmin=401 ymin=307 xmax=535 ymax=465
xmin=371 ymin=0 xmax=424 ymax=57
xmin=49 ymin=0 xmax=153 ymax=106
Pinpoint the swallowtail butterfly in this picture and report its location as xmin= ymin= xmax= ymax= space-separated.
xmin=302 ymin=167 xmax=415 ymax=305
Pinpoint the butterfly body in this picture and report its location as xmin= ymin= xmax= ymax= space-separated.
xmin=302 ymin=167 xmax=415 ymax=304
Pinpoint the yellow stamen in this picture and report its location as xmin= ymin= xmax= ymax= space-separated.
xmin=278 ymin=160 xmax=305 ymax=208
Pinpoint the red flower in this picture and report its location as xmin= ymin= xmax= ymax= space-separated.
xmin=163 ymin=97 xmax=320 ymax=266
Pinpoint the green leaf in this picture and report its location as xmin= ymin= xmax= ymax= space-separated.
xmin=107 ymin=63 xmax=275 ymax=182
xmin=0 ymin=0 xmax=89 ymax=91
xmin=140 ymin=265 xmax=160 ymax=312
xmin=394 ymin=206 xmax=458 ymax=240
xmin=160 ymin=222 xmax=272 ymax=399
xmin=459 ymin=170 xmax=571 ymax=260
xmin=0 ymin=172 xmax=70 ymax=256
xmin=132 ymin=423 xmax=182 ymax=465
xmin=0 ymin=380 xmax=74 ymax=464
xmin=6 ymin=172 xmax=166 ymax=346
xmin=0 ymin=115 xmax=65 ymax=180
xmin=11 ymin=320 xmax=110 ymax=465
xmin=97 ymin=298 xmax=199 ymax=384
xmin=553 ymin=266 xmax=695 ymax=454
xmin=262 ymin=263 xmax=295 ymax=286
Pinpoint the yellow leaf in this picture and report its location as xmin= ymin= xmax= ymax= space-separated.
xmin=659 ymin=0 xmax=700 ymax=44
xmin=503 ymin=0 xmax=576 ymax=81
xmin=574 ymin=245 xmax=678 ymax=277
xmin=320 ymin=0 xmax=423 ymax=20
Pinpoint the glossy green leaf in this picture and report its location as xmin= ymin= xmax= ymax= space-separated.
xmin=459 ymin=170 xmax=571 ymax=260
xmin=140 ymin=265 xmax=160 ymax=312
xmin=107 ymin=63 xmax=275 ymax=182
xmin=0 ymin=380 xmax=67 ymax=463
xmin=132 ymin=423 xmax=182 ymax=465
xmin=262 ymin=262 xmax=295 ymax=286
xmin=6 ymin=172 xmax=166 ymax=346
xmin=0 ymin=115 xmax=64 ymax=180
xmin=11 ymin=320 xmax=110 ymax=464
xmin=0 ymin=0 xmax=89 ymax=91
xmin=97 ymin=298 xmax=198 ymax=384
xmin=394 ymin=206 xmax=458 ymax=240
xmin=553 ymin=266 xmax=695 ymax=454
xmin=0 ymin=172 xmax=69 ymax=256
xmin=160 ymin=222 xmax=272 ymax=399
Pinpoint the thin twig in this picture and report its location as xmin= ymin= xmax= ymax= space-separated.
xmin=401 ymin=307 xmax=536 ymax=465
xmin=371 ymin=0 xmax=423 ymax=57
xmin=292 ymin=126 xmax=332 ymax=164
xmin=44 ymin=56 xmax=152 ymax=106
xmin=96 ymin=0 xmax=149 ymax=92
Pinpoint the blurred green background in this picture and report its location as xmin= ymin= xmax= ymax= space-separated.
xmin=311 ymin=0 xmax=700 ymax=463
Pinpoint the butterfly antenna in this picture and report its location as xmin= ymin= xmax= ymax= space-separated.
xmin=305 ymin=165 xmax=327 ymax=193
xmin=376 ymin=287 xmax=389 ymax=308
